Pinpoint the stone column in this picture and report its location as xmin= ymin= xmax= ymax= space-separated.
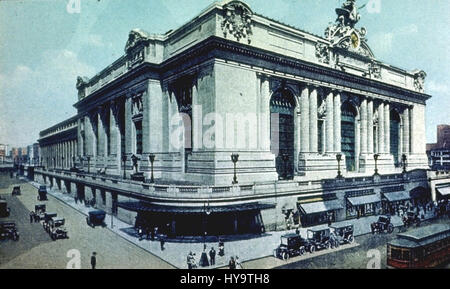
xmin=360 ymin=98 xmax=368 ymax=154
xmin=377 ymin=103 xmax=385 ymax=154
xmin=300 ymin=86 xmax=310 ymax=153
xmin=367 ymin=99 xmax=374 ymax=154
xmin=309 ymin=87 xmax=318 ymax=153
xmin=84 ymin=114 xmax=95 ymax=157
xmin=97 ymin=110 xmax=105 ymax=158
xmin=77 ymin=118 xmax=84 ymax=157
xmin=125 ymin=96 xmax=133 ymax=155
xmin=110 ymin=101 xmax=121 ymax=166
xmin=260 ymin=77 xmax=271 ymax=151
xmin=325 ymin=91 xmax=334 ymax=153
xmin=148 ymin=81 xmax=164 ymax=153
xmin=403 ymin=108 xmax=410 ymax=154
xmin=333 ymin=92 xmax=341 ymax=153
xmin=384 ymin=102 xmax=390 ymax=154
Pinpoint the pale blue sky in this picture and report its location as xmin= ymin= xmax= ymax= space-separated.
xmin=0 ymin=0 xmax=449 ymax=147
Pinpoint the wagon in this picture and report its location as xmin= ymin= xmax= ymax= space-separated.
xmin=0 ymin=221 xmax=19 ymax=241
xmin=273 ymin=233 xmax=308 ymax=260
xmin=49 ymin=218 xmax=69 ymax=240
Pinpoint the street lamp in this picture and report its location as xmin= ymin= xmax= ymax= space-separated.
xmin=122 ymin=154 xmax=127 ymax=179
xmin=203 ymin=201 xmax=211 ymax=247
xmin=86 ymin=156 xmax=91 ymax=173
xmin=231 ymin=153 xmax=239 ymax=185
xmin=149 ymin=153 xmax=155 ymax=184
xmin=336 ymin=153 xmax=343 ymax=178
xmin=402 ymin=154 xmax=407 ymax=174
xmin=374 ymin=153 xmax=380 ymax=176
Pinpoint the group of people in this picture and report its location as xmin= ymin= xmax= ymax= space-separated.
xmin=187 ymin=248 xmax=243 ymax=269
xmin=137 ymin=226 xmax=166 ymax=250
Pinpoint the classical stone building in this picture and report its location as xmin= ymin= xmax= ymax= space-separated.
xmin=36 ymin=1 xmax=433 ymax=235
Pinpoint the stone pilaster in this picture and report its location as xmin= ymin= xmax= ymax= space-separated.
xmin=377 ymin=103 xmax=385 ymax=154
xmin=384 ymin=102 xmax=390 ymax=154
xmin=333 ymin=92 xmax=341 ymax=153
xmin=300 ymin=86 xmax=310 ymax=153
xmin=402 ymin=108 xmax=410 ymax=155
xmin=309 ymin=87 xmax=318 ymax=153
xmin=326 ymin=91 xmax=334 ymax=153
xmin=367 ymin=99 xmax=374 ymax=154
xmin=360 ymin=98 xmax=368 ymax=154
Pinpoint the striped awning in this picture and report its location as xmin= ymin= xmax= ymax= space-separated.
xmin=347 ymin=194 xmax=380 ymax=206
xmin=299 ymin=200 xmax=343 ymax=215
xmin=437 ymin=186 xmax=450 ymax=196
xmin=383 ymin=191 xmax=411 ymax=202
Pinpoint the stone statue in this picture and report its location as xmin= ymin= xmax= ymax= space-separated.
xmin=336 ymin=0 xmax=360 ymax=28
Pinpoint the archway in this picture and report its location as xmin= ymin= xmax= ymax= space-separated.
xmin=341 ymin=101 xmax=357 ymax=172
xmin=270 ymin=88 xmax=296 ymax=180
xmin=390 ymin=110 xmax=401 ymax=167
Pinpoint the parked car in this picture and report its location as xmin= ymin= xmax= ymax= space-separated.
xmin=273 ymin=233 xmax=308 ymax=260
xmin=32 ymin=204 xmax=47 ymax=222
xmin=37 ymin=186 xmax=48 ymax=201
xmin=402 ymin=211 xmax=420 ymax=227
xmin=42 ymin=212 xmax=57 ymax=232
xmin=371 ymin=215 xmax=394 ymax=234
xmin=86 ymin=210 xmax=106 ymax=228
xmin=11 ymin=186 xmax=21 ymax=196
xmin=306 ymin=226 xmax=332 ymax=253
xmin=330 ymin=224 xmax=354 ymax=247
xmin=49 ymin=218 xmax=68 ymax=240
xmin=0 ymin=200 xmax=10 ymax=218
xmin=0 ymin=221 xmax=19 ymax=241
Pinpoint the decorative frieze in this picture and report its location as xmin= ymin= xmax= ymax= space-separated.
xmin=221 ymin=1 xmax=253 ymax=44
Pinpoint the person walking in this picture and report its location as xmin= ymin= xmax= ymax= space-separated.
xmin=160 ymin=235 xmax=165 ymax=251
xmin=29 ymin=211 xmax=34 ymax=223
xmin=91 ymin=252 xmax=97 ymax=269
xmin=235 ymin=256 xmax=243 ymax=269
xmin=228 ymin=256 xmax=236 ymax=269
xmin=209 ymin=247 xmax=216 ymax=266
xmin=187 ymin=252 xmax=193 ymax=269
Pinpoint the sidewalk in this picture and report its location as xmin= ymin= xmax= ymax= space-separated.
xmin=26 ymin=179 xmax=436 ymax=269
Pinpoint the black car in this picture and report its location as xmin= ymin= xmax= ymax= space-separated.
xmin=273 ymin=233 xmax=308 ymax=260
xmin=402 ymin=211 xmax=420 ymax=227
xmin=42 ymin=212 xmax=57 ymax=232
xmin=306 ymin=226 xmax=333 ymax=253
xmin=38 ymin=186 xmax=48 ymax=201
xmin=0 ymin=221 xmax=19 ymax=241
xmin=12 ymin=186 xmax=21 ymax=196
xmin=86 ymin=210 xmax=106 ymax=228
xmin=32 ymin=204 xmax=47 ymax=222
xmin=371 ymin=215 xmax=394 ymax=234
xmin=0 ymin=200 xmax=11 ymax=218
xmin=49 ymin=218 xmax=69 ymax=240
xmin=330 ymin=223 xmax=354 ymax=247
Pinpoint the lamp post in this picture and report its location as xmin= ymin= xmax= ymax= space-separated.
xmin=402 ymin=154 xmax=407 ymax=174
xmin=86 ymin=156 xmax=91 ymax=174
xmin=336 ymin=153 xmax=343 ymax=178
xmin=374 ymin=153 xmax=380 ymax=176
xmin=203 ymin=201 xmax=211 ymax=248
xmin=231 ymin=153 xmax=239 ymax=185
xmin=149 ymin=154 xmax=155 ymax=184
xmin=122 ymin=154 xmax=127 ymax=179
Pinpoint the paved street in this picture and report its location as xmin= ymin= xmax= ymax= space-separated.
xmin=0 ymin=179 xmax=174 ymax=269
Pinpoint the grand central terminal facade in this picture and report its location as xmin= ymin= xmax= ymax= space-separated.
xmin=35 ymin=1 xmax=433 ymax=235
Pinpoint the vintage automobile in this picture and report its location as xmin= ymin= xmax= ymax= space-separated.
xmin=31 ymin=204 xmax=47 ymax=222
xmin=402 ymin=211 xmax=421 ymax=227
xmin=49 ymin=218 xmax=68 ymax=240
xmin=11 ymin=186 xmax=21 ymax=196
xmin=42 ymin=212 xmax=57 ymax=232
xmin=273 ymin=233 xmax=308 ymax=260
xmin=306 ymin=226 xmax=333 ymax=253
xmin=371 ymin=215 xmax=394 ymax=234
xmin=37 ymin=186 xmax=48 ymax=201
xmin=86 ymin=210 xmax=106 ymax=228
xmin=0 ymin=221 xmax=19 ymax=241
xmin=0 ymin=199 xmax=11 ymax=218
xmin=330 ymin=224 xmax=354 ymax=247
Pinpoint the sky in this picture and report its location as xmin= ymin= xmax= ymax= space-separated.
xmin=0 ymin=0 xmax=449 ymax=147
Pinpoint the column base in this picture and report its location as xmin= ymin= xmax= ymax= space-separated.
xmin=359 ymin=154 xmax=396 ymax=174
xmin=297 ymin=153 xmax=340 ymax=179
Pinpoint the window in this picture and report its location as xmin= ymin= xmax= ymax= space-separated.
xmin=135 ymin=120 xmax=142 ymax=155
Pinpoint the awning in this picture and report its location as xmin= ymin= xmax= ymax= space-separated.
xmin=347 ymin=194 xmax=380 ymax=206
xmin=299 ymin=200 xmax=343 ymax=215
xmin=118 ymin=201 xmax=276 ymax=214
xmin=437 ymin=186 xmax=450 ymax=196
xmin=383 ymin=191 xmax=411 ymax=202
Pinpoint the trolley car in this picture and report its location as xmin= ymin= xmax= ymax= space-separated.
xmin=387 ymin=224 xmax=450 ymax=269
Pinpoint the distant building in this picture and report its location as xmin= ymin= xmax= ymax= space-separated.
xmin=0 ymin=144 xmax=7 ymax=162
xmin=427 ymin=124 xmax=450 ymax=170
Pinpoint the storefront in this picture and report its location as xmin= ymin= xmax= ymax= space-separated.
xmin=409 ymin=186 xmax=431 ymax=206
xmin=298 ymin=199 xmax=344 ymax=227
xmin=382 ymin=191 xmax=411 ymax=215
xmin=436 ymin=185 xmax=450 ymax=201
xmin=346 ymin=194 xmax=381 ymax=219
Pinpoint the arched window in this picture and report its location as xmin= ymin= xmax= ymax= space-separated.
xmin=341 ymin=101 xmax=357 ymax=172
xmin=270 ymin=89 xmax=296 ymax=180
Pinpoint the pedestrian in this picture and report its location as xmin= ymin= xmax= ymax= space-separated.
xmin=30 ymin=211 xmax=34 ymax=223
xmin=235 ymin=256 xmax=243 ymax=269
xmin=200 ymin=249 xmax=210 ymax=267
xmin=209 ymin=247 xmax=216 ymax=266
xmin=91 ymin=252 xmax=97 ymax=270
xmin=160 ymin=235 xmax=165 ymax=251
xmin=151 ymin=227 xmax=155 ymax=241
xmin=187 ymin=252 xmax=193 ymax=269
xmin=228 ymin=256 xmax=236 ymax=269
xmin=218 ymin=239 xmax=225 ymax=257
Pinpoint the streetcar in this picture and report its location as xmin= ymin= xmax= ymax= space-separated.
xmin=387 ymin=224 xmax=450 ymax=269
